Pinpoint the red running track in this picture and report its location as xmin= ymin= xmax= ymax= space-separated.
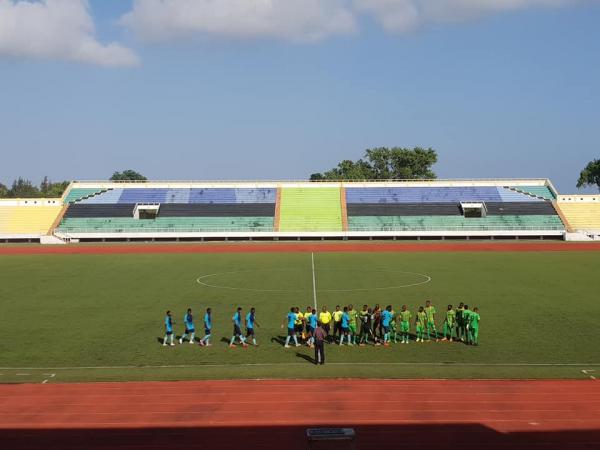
xmin=1 ymin=379 xmax=599 ymax=449
xmin=1 ymin=241 xmax=600 ymax=255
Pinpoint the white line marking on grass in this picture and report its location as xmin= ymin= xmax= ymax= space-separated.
xmin=15 ymin=373 xmax=30 ymax=376
xmin=196 ymin=269 xmax=431 ymax=293
xmin=197 ymin=270 xmax=303 ymax=293
xmin=3 ymin=363 xmax=600 ymax=371
xmin=42 ymin=373 xmax=56 ymax=384
xmin=311 ymin=252 xmax=317 ymax=310
xmin=316 ymin=271 xmax=431 ymax=293
xmin=582 ymin=370 xmax=597 ymax=380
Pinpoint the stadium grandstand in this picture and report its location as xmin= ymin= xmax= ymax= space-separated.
xmin=3 ymin=177 xmax=599 ymax=243
xmin=555 ymin=195 xmax=600 ymax=238
xmin=0 ymin=198 xmax=63 ymax=243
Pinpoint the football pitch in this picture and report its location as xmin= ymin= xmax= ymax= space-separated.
xmin=1 ymin=248 xmax=599 ymax=383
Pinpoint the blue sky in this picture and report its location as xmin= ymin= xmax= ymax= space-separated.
xmin=0 ymin=0 xmax=599 ymax=193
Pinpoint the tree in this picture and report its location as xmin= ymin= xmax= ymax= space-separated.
xmin=0 ymin=177 xmax=68 ymax=198
xmin=39 ymin=177 xmax=69 ymax=198
xmin=310 ymin=159 xmax=374 ymax=181
xmin=310 ymin=147 xmax=438 ymax=181
xmin=110 ymin=170 xmax=147 ymax=181
xmin=577 ymin=159 xmax=600 ymax=191
xmin=9 ymin=177 xmax=40 ymax=198
xmin=40 ymin=176 xmax=51 ymax=196
xmin=44 ymin=180 xmax=70 ymax=198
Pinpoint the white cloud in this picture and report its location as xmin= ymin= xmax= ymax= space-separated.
xmin=120 ymin=0 xmax=586 ymax=43
xmin=120 ymin=0 xmax=356 ymax=43
xmin=0 ymin=0 xmax=139 ymax=67
xmin=354 ymin=0 xmax=582 ymax=32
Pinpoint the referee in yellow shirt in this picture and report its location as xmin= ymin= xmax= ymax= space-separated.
xmin=319 ymin=306 xmax=332 ymax=343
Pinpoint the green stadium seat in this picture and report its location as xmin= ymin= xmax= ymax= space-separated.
xmin=278 ymin=187 xmax=343 ymax=232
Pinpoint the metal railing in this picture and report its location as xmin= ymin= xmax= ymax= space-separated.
xmin=348 ymin=225 xmax=565 ymax=232
xmin=55 ymin=225 xmax=564 ymax=234
xmin=70 ymin=178 xmax=551 ymax=184
xmin=56 ymin=227 xmax=276 ymax=233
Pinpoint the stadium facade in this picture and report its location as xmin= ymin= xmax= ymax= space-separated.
xmin=1 ymin=179 xmax=599 ymax=243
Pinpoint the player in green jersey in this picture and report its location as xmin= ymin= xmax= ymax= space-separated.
xmin=469 ymin=307 xmax=480 ymax=345
xmin=348 ymin=304 xmax=359 ymax=345
xmin=442 ymin=304 xmax=456 ymax=342
xmin=424 ymin=300 xmax=438 ymax=341
xmin=415 ymin=306 xmax=427 ymax=343
xmin=399 ymin=305 xmax=412 ymax=344
xmin=462 ymin=304 xmax=472 ymax=344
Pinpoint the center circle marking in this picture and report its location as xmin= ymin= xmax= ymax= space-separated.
xmin=196 ymin=268 xmax=431 ymax=293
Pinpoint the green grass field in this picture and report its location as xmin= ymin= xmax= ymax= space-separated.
xmin=1 ymin=250 xmax=599 ymax=383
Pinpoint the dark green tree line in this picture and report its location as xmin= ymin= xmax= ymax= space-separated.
xmin=0 ymin=177 xmax=70 ymax=199
xmin=110 ymin=170 xmax=147 ymax=181
xmin=310 ymin=147 xmax=438 ymax=181
xmin=0 ymin=170 xmax=148 ymax=198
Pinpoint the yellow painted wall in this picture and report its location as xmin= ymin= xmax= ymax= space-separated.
xmin=557 ymin=203 xmax=600 ymax=231
xmin=0 ymin=205 xmax=62 ymax=234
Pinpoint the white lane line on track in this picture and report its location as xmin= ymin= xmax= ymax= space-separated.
xmin=1 ymin=419 xmax=598 ymax=426
xmin=0 ymin=409 xmax=584 ymax=416
xmin=8 ymin=392 xmax=600 ymax=400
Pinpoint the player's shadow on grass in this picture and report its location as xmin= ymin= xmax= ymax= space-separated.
xmin=219 ymin=337 xmax=254 ymax=345
xmin=156 ymin=337 xmax=180 ymax=345
xmin=156 ymin=336 xmax=186 ymax=345
xmin=295 ymin=352 xmax=315 ymax=365
xmin=271 ymin=336 xmax=286 ymax=346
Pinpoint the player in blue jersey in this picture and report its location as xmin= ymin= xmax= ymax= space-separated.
xmin=245 ymin=307 xmax=261 ymax=346
xmin=339 ymin=306 xmax=353 ymax=346
xmin=199 ymin=307 xmax=212 ymax=346
xmin=282 ymin=307 xmax=300 ymax=348
xmin=381 ymin=305 xmax=393 ymax=346
xmin=162 ymin=310 xmax=175 ymax=346
xmin=306 ymin=308 xmax=318 ymax=348
xmin=229 ymin=307 xmax=248 ymax=348
xmin=179 ymin=308 xmax=195 ymax=344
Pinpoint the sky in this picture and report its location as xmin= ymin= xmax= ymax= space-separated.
xmin=0 ymin=0 xmax=599 ymax=193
